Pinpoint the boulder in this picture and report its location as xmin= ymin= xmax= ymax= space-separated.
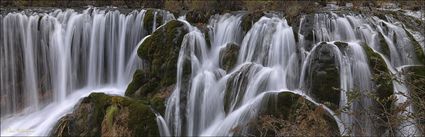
xmin=125 ymin=20 xmax=189 ymax=101
xmin=220 ymin=42 xmax=240 ymax=71
xmin=50 ymin=93 xmax=158 ymax=137
xmin=304 ymin=43 xmax=341 ymax=110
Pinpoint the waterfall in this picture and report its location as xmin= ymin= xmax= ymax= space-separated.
xmin=0 ymin=7 xmax=174 ymax=136
xmin=1 ymin=7 xmax=423 ymax=137
xmin=160 ymin=11 xmax=424 ymax=136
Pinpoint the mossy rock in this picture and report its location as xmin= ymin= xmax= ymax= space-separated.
xmin=220 ymin=42 xmax=240 ymax=71
xmin=363 ymin=45 xmax=394 ymax=100
xmin=50 ymin=93 xmax=159 ymax=137
xmin=223 ymin=63 xmax=260 ymax=113
xmin=402 ymin=66 xmax=425 ymax=131
xmin=403 ymin=28 xmax=425 ymax=64
xmin=186 ymin=9 xmax=215 ymax=24
xmin=363 ymin=45 xmax=395 ymax=135
xmin=143 ymin=9 xmax=164 ymax=34
xmin=125 ymin=69 xmax=149 ymax=97
xmin=377 ymin=32 xmax=391 ymax=58
xmin=126 ymin=20 xmax=189 ymax=100
xmin=304 ymin=43 xmax=341 ymax=110
xmin=382 ymin=10 xmax=424 ymax=36
xmin=244 ymin=92 xmax=340 ymax=136
xmin=241 ymin=11 xmax=265 ymax=33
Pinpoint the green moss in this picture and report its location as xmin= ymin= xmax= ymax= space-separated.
xmin=127 ymin=98 xmax=159 ymax=136
xmin=143 ymin=9 xmax=164 ymax=34
xmin=125 ymin=69 xmax=147 ymax=96
xmin=50 ymin=93 xmax=160 ymax=137
xmin=127 ymin=20 xmax=189 ymax=100
xmin=105 ymin=105 xmax=118 ymax=128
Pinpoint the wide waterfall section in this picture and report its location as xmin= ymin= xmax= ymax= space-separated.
xmin=159 ymin=11 xmax=425 ymax=136
xmin=0 ymin=7 xmax=174 ymax=136
xmin=1 ymin=6 xmax=424 ymax=137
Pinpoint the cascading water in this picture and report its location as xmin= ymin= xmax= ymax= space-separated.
xmin=1 ymin=6 xmax=423 ymax=137
xmin=159 ymin=11 xmax=424 ymax=136
xmin=0 ymin=7 xmax=174 ymax=136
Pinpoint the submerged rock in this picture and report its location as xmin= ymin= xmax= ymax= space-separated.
xmin=50 ymin=93 xmax=158 ymax=137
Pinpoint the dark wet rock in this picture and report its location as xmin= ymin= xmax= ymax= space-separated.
xmin=304 ymin=43 xmax=341 ymax=110
xmin=240 ymin=11 xmax=265 ymax=33
xmin=220 ymin=42 xmax=240 ymax=71
xmin=223 ymin=63 xmax=259 ymax=113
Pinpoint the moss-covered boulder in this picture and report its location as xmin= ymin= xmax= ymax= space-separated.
xmin=125 ymin=20 xmax=189 ymax=101
xmin=304 ymin=43 xmax=341 ymax=110
xmin=220 ymin=42 xmax=240 ymax=71
xmin=50 ymin=93 xmax=159 ymax=137
xmin=245 ymin=92 xmax=340 ymax=136
xmin=143 ymin=9 xmax=164 ymax=34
